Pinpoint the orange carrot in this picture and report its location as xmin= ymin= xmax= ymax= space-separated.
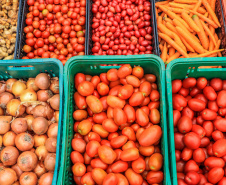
xmin=157 ymin=16 xmax=163 ymax=25
xmin=169 ymin=47 xmax=175 ymax=56
xmin=209 ymin=0 xmax=216 ymax=12
xmin=161 ymin=42 xmax=168 ymax=62
xmin=189 ymin=10 xmax=218 ymax=28
xmin=191 ymin=49 xmax=224 ymax=57
xmin=166 ymin=22 xmax=178 ymax=32
xmin=192 ymin=15 xmax=209 ymax=50
xmin=158 ymin=5 xmax=191 ymax=30
xmin=190 ymin=0 xmax=202 ymax=17
xmin=169 ymin=2 xmax=206 ymax=14
xmin=174 ymin=0 xmax=198 ymax=3
xmin=202 ymin=0 xmax=221 ymax=27
xmin=158 ymin=33 xmax=189 ymax=58
xmin=181 ymin=11 xmax=200 ymax=32
xmin=166 ymin=52 xmax=181 ymax=64
xmin=180 ymin=36 xmax=195 ymax=52
xmin=214 ymin=34 xmax=222 ymax=57
xmin=172 ymin=18 xmax=193 ymax=33
xmin=176 ymin=26 xmax=206 ymax=54
xmin=200 ymin=20 xmax=217 ymax=46
xmin=156 ymin=1 xmax=169 ymax=7
xmin=164 ymin=17 xmax=174 ymax=24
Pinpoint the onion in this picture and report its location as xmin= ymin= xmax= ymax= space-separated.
xmin=44 ymin=153 xmax=56 ymax=171
xmin=0 ymin=83 xmax=6 ymax=93
xmin=0 ymin=92 xmax=14 ymax=108
xmin=26 ymin=106 xmax=33 ymax=115
xmin=0 ymin=168 xmax=18 ymax=185
xmin=31 ymin=103 xmax=54 ymax=120
xmin=37 ymin=90 xmax=53 ymax=102
xmin=34 ymin=134 xmax=47 ymax=147
xmin=38 ymin=172 xmax=53 ymax=185
xmin=29 ymin=148 xmax=35 ymax=152
xmin=27 ymin=78 xmax=39 ymax=91
xmin=35 ymin=73 xmax=50 ymax=90
xmin=11 ymin=118 xmax=28 ymax=134
xmin=0 ymin=146 xmax=19 ymax=166
xmin=20 ymin=89 xmax=37 ymax=102
xmin=0 ymin=107 xmax=4 ymax=115
xmin=0 ymin=116 xmax=12 ymax=134
xmin=0 ymin=135 xmax=2 ymax=147
xmin=33 ymin=162 xmax=46 ymax=178
xmin=15 ymin=133 xmax=34 ymax=151
xmin=19 ymin=172 xmax=38 ymax=185
xmin=6 ymin=99 xmax=25 ymax=117
xmin=12 ymin=182 xmax=20 ymax=185
xmin=11 ymin=164 xmax=23 ymax=178
xmin=54 ymin=111 xmax=59 ymax=122
xmin=48 ymin=94 xmax=60 ymax=110
xmin=47 ymin=123 xmax=58 ymax=138
xmin=32 ymin=117 xmax=48 ymax=135
xmin=17 ymin=151 xmax=38 ymax=171
xmin=3 ymin=131 xmax=16 ymax=146
xmin=6 ymin=79 xmax=17 ymax=93
xmin=50 ymin=79 xmax=59 ymax=94
xmin=35 ymin=146 xmax=48 ymax=160
xmin=45 ymin=137 xmax=57 ymax=153
xmin=25 ymin=115 xmax=34 ymax=131
xmin=12 ymin=81 xmax=26 ymax=96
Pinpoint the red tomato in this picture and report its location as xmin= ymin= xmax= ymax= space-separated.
xmin=88 ymin=132 xmax=101 ymax=142
xmin=201 ymin=109 xmax=217 ymax=120
xmin=218 ymin=177 xmax=226 ymax=185
xmin=93 ymin=112 xmax=107 ymax=124
xmin=110 ymin=136 xmax=128 ymax=149
xmin=173 ymin=110 xmax=181 ymax=127
xmin=113 ymin=107 xmax=127 ymax=126
xmin=72 ymin=162 xmax=86 ymax=176
xmin=146 ymin=171 xmax=163 ymax=184
xmin=217 ymin=90 xmax=226 ymax=108
xmin=174 ymin=133 xmax=185 ymax=150
xmin=115 ymin=173 xmax=129 ymax=185
xmin=177 ymin=116 xmax=192 ymax=133
xmin=212 ymin=130 xmax=224 ymax=141
xmin=117 ymin=64 xmax=132 ymax=79
xmin=193 ymin=148 xmax=205 ymax=163
xmin=188 ymin=98 xmax=206 ymax=111
xmin=81 ymin=172 xmax=95 ymax=185
xmin=181 ymin=147 xmax=193 ymax=161
xmin=172 ymin=79 xmax=182 ymax=93
xmin=124 ymin=104 xmax=136 ymax=123
xmin=72 ymin=138 xmax=86 ymax=153
xmin=140 ymin=81 xmax=152 ymax=96
xmin=185 ymin=171 xmax=200 ymax=185
xmin=103 ymin=173 xmax=118 ymax=185
xmin=203 ymin=86 xmax=217 ymax=101
xmin=207 ymin=167 xmax=224 ymax=184
xmin=120 ymin=148 xmax=140 ymax=161
xmin=182 ymin=77 xmax=196 ymax=88
xmin=191 ymin=124 xmax=206 ymax=138
xmin=132 ymin=66 xmax=144 ymax=79
xmin=139 ymin=146 xmax=154 ymax=156
xmin=148 ymin=153 xmax=163 ymax=171
xmin=149 ymin=108 xmax=160 ymax=124
xmin=197 ymin=77 xmax=207 ymax=89
xmin=107 ymin=95 xmax=126 ymax=108
xmin=212 ymin=139 xmax=226 ymax=157
xmin=118 ymin=85 xmax=134 ymax=99
xmin=129 ymin=92 xmax=145 ymax=106
xmin=111 ymin=160 xmax=129 ymax=173
xmin=70 ymin=151 xmax=84 ymax=164
xmin=204 ymin=157 xmax=225 ymax=170
xmin=107 ymin=69 xmax=119 ymax=82
xmin=91 ymin=168 xmax=107 ymax=185
xmin=98 ymin=145 xmax=117 ymax=164
xmin=91 ymin=158 xmax=108 ymax=170
xmin=184 ymin=160 xmax=199 ymax=173
xmin=92 ymin=124 xmax=109 ymax=138
xmin=77 ymin=81 xmax=94 ymax=96
xmin=86 ymin=141 xmax=100 ymax=158
xmin=136 ymin=109 xmax=149 ymax=126
xmin=183 ymin=132 xmax=201 ymax=150
xmin=132 ymin=157 xmax=146 ymax=173
xmin=86 ymin=95 xmax=103 ymax=114
xmin=210 ymin=78 xmax=223 ymax=91
xmin=208 ymin=100 xmax=219 ymax=112
xmin=125 ymin=168 xmax=143 ymax=185
xmin=173 ymin=94 xmax=187 ymax=111
xmin=122 ymin=127 xmax=136 ymax=141
xmin=126 ymin=75 xmax=141 ymax=88
xmin=102 ymin=119 xmax=119 ymax=132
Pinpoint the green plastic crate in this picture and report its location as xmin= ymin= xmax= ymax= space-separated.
xmin=58 ymin=55 xmax=171 ymax=185
xmin=0 ymin=59 xmax=64 ymax=185
xmin=166 ymin=57 xmax=226 ymax=185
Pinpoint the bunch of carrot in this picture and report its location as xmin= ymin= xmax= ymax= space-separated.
xmin=156 ymin=0 xmax=225 ymax=64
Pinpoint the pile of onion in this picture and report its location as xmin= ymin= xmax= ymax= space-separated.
xmin=0 ymin=73 xmax=59 ymax=185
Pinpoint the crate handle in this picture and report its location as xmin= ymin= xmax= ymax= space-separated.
xmin=198 ymin=67 xmax=226 ymax=72
xmin=99 ymin=65 xmax=121 ymax=69
xmin=7 ymin=66 xmax=35 ymax=71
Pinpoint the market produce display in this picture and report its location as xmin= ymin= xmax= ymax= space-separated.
xmin=0 ymin=0 xmax=19 ymax=60
xmin=71 ymin=64 xmax=164 ymax=184
xmin=156 ymin=0 xmax=224 ymax=64
xmin=91 ymin=0 xmax=154 ymax=55
xmin=22 ymin=0 xmax=86 ymax=64
xmin=0 ymin=73 xmax=59 ymax=185
xmin=172 ymin=77 xmax=226 ymax=184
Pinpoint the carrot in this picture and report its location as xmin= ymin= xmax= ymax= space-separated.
xmin=168 ymin=2 xmax=206 ymax=13
xmin=181 ymin=11 xmax=200 ymax=32
xmin=161 ymin=42 xmax=168 ymax=62
xmin=189 ymin=10 xmax=218 ymax=28
xmin=202 ymin=0 xmax=221 ymax=27
xmin=158 ymin=23 xmax=187 ymax=51
xmin=209 ymin=0 xmax=216 ymax=12
xmin=169 ymin=47 xmax=175 ymax=56
xmin=180 ymin=36 xmax=195 ymax=52
xmin=167 ymin=7 xmax=187 ymax=14
xmin=157 ymin=16 xmax=163 ymax=25
xmin=158 ymin=33 xmax=189 ymax=58
xmin=191 ymin=49 xmax=224 ymax=57
xmin=192 ymin=15 xmax=209 ymax=50
xmin=158 ymin=5 xmax=191 ymax=30
xmin=156 ymin=8 xmax=159 ymax=19
xmin=214 ymin=34 xmax=222 ymax=57
xmin=156 ymin=1 xmax=169 ymax=7
xmin=166 ymin=21 xmax=178 ymax=32
xmin=172 ymin=18 xmax=193 ymax=33
xmin=174 ymin=0 xmax=198 ymax=3
xmin=164 ymin=17 xmax=173 ymax=24
xmin=200 ymin=20 xmax=217 ymax=46
xmin=165 ymin=52 xmax=181 ymax=64
xmin=190 ymin=0 xmax=202 ymax=17
xmin=176 ymin=26 xmax=206 ymax=54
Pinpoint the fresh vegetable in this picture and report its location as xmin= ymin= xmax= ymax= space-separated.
xmin=71 ymin=64 xmax=163 ymax=184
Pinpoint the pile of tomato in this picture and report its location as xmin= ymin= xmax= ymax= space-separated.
xmin=22 ymin=0 xmax=86 ymax=65
xmin=91 ymin=0 xmax=153 ymax=55
xmin=172 ymin=77 xmax=226 ymax=184
xmin=70 ymin=64 xmax=163 ymax=184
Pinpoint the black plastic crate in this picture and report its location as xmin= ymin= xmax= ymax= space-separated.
xmin=154 ymin=0 xmax=226 ymax=57
xmin=15 ymin=0 xmax=88 ymax=59
xmin=85 ymin=0 xmax=160 ymax=56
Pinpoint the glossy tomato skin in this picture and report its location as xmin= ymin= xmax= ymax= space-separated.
xmin=193 ymin=148 xmax=205 ymax=163
xmin=110 ymin=136 xmax=128 ymax=149
xmin=74 ymin=92 xmax=87 ymax=109
xmin=120 ymin=148 xmax=140 ymax=161
xmin=217 ymin=90 xmax=226 ymax=108
xmin=86 ymin=141 xmax=100 ymax=158
xmin=197 ymin=77 xmax=207 ymax=89
xmin=75 ymin=73 xmax=86 ymax=89
xmin=201 ymin=109 xmax=217 ymax=120
xmin=113 ymin=108 xmax=127 ymax=126
xmin=111 ymin=160 xmax=129 ymax=173
xmin=98 ymin=145 xmax=117 ymax=164
xmin=81 ymin=172 xmax=95 ymax=185
xmin=172 ymin=79 xmax=182 ymax=93
xmin=148 ymin=153 xmax=163 ymax=171
xmin=207 ymin=167 xmax=224 ymax=184
xmin=91 ymin=158 xmax=108 ymax=170
xmin=132 ymin=157 xmax=146 ymax=173
xmin=204 ymin=157 xmax=225 ymax=170
xmin=212 ymin=139 xmax=226 ymax=157
xmin=210 ymin=78 xmax=223 ymax=91
xmin=177 ymin=116 xmax=192 ymax=133
xmin=124 ymin=104 xmax=136 ymax=123
xmin=203 ymin=86 xmax=217 ymax=101
xmin=118 ymin=85 xmax=134 ymax=99
xmin=125 ymin=168 xmax=143 ymax=185
xmin=115 ymin=173 xmax=129 ymax=185
xmin=174 ymin=133 xmax=185 ymax=150
xmin=181 ymin=148 xmax=193 ymax=161
xmin=188 ymin=98 xmax=206 ymax=111
xmin=184 ymin=171 xmax=200 ymax=184
xmin=129 ymin=92 xmax=145 ymax=106
xmin=184 ymin=132 xmax=201 ymax=150
xmin=122 ymin=127 xmax=136 ymax=141
xmin=91 ymin=168 xmax=107 ymax=185
xmin=184 ymin=160 xmax=199 ymax=173
xmin=71 ymin=151 xmax=84 ymax=164
xmin=77 ymin=81 xmax=95 ymax=96
xmin=173 ymin=94 xmax=187 ymax=111
xmin=86 ymin=95 xmax=103 ymax=113
xmin=182 ymin=78 xmax=196 ymax=88
xmin=136 ymin=109 xmax=149 ymax=126
xmin=102 ymin=118 xmax=119 ymax=133
xmin=173 ymin=110 xmax=181 ymax=127
xmin=103 ymin=173 xmax=118 ymax=185
xmin=117 ymin=64 xmax=132 ymax=79
xmin=146 ymin=171 xmax=163 ymax=184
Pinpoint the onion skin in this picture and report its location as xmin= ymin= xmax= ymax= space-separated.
xmin=17 ymin=151 xmax=38 ymax=172
xmin=48 ymin=94 xmax=60 ymax=110
xmin=6 ymin=79 xmax=17 ymax=93
xmin=0 ymin=83 xmax=6 ymax=93
xmin=11 ymin=164 xmax=23 ymax=178
xmin=19 ymin=172 xmax=38 ymax=185
xmin=35 ymin=73 xmax=50 ymax=90
xmin=3 ymin=131 xmax=16 ymax=146
xmin=11 ymin=118 xmax=28 ymax=134
xmin=50 ymin=79 xmax=59 ymax=94
xmin=38 ymin=172 xmax=53 ymax=185
xmin=35 ymin=146 xmax=48 ymax=160
xmin=0 ymin=135 xmax=2 ymax=147
xmin=33 ymin=162 xmax=46 ymax=178
xmin=0 ymin=92 xmax=14 ymax=108
xmin=44 ymin=153 xmax=56 ymax=171
xmin=54 ymin=111 xmax=59 ymax=123
xmin=27 ymin=78 xmax=39 ymax=92
xmin=12 ymin=181 xmax=20 ymax=185
xmin=20 ymin=89 xmax=37 ymax=102
xmin=12 ymin=81 xmax=26 ymax=96
xmin=45 ymin=137 xmax=57 ymax=153
xmin=25 ymin=115 xmax=34 ymax=131
xmin=0 ymin=146 xmax=19 ymax=166
xmin=0 ymin=107 xmax=4 ymax=115
xmin=32 ymin=117 xmax=48 ymax=135
xmin=15 ymin=133 xmax=34 ymax=151
xmin=47 ymin=123 xmax=58 ymax=138
xmin=0 ymin=168 xmax=18 ymax=185
xmin=31 ymin=103 xmax=54 ymax=120
xmin=0 ymin=116 xmax=12 ymax=134
xmin=37 ymin=90 xmax=53 ymax=102
xmin=6 ymin=99 xmax=25 ymax=117
xmin=34 ymin=134 xmax=48 ymax=147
